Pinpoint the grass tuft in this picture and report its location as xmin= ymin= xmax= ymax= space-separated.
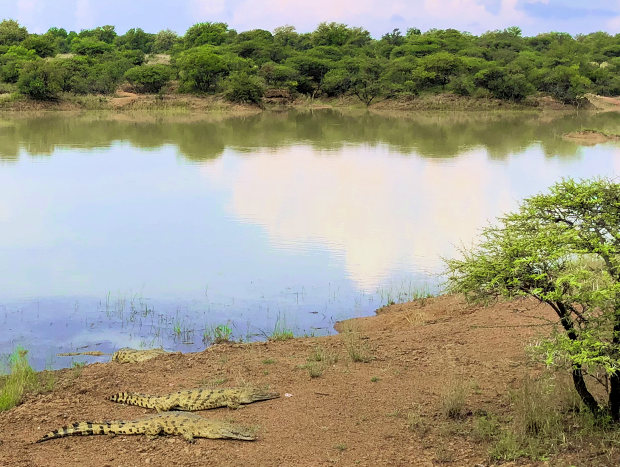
xmin=440 ymin=379 xmax=468 ymax=419
xmin=0 ymin=347 xmax=45 ymax=411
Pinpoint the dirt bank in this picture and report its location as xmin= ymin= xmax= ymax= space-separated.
xmin=563 ymin=129 xmax=620 ymax=146
xmin=4 ymin=294 xmax=610 ymax=466
xmin=0 ymin=91 xmax=578 ymax=113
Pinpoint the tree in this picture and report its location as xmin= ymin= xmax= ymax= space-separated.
xmin=222 ymin=71 xmax=265 ymax=104
xmin=184 ymin=22 xmax=231 ymax=48
xmin=176 ymin=46 xmax=228 ymax=92
xmin=116 ymin=28 xmax=154 ymax=53
xmin=152 ymin=29 xmax=179 ymax=53
xmin=22 ymin=34 xmax=57 ymax=57
xmin=17 ymin=59 xmax=62 ymax=99
xmin=445 ymin=178 xmax=620 ymax=419
xmin=124 ymin=64 xmax=172 ymax=93
xmin=71 ymin=37 xmax=114 ymax=56
xmin=0 ymin=46 xmax=38 ymax=83
xmin=0 ymin=20 xmax=28 ymax=46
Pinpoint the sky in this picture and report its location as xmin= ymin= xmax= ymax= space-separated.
xmin=1 ymin=0 xmax=619 ymax=37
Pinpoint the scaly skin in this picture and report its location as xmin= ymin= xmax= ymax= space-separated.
xmin=111 ymin=348 xmax=173 ymax=363
xmin=109 ymin=387 xmax=280 ymax=412
xmin=36 ymin=411 xmax=256 ymax=443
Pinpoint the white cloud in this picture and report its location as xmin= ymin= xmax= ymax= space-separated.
xmin=190 ymin=0 xmax=226 ymax=17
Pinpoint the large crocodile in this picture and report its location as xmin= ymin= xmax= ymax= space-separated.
xmin=36 ymin=411 xmax=256 ymax=443
xmin=109 ymin=387 xmax=280 ymax=412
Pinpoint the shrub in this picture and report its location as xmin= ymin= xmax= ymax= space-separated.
xmin=177 ymin=46 xmax=228 ymax=92
xmin=223 ymin=72 xmax=265 ymax=104
xmin=17 ymin=59 xmax=62 ymax=99
xmin=124 ymin=64 xmax=172 ymax=93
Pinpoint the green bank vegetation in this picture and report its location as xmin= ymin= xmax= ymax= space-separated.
xmin=0 ymin=347 xmax=54 ymax=411
xmin=446 ymin=178 xmax=620 ymax=421
xmin=1 ymin=19 xmax=619 ymax=105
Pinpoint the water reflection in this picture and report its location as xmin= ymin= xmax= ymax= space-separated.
xmin=1 ymin=110 xmax=619 ymax=162
xmin=0 ymin=110 xmax=618 ymax=369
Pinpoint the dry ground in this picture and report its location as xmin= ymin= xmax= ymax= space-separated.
xmin=0 ymin=295 xmax=615 ymax=466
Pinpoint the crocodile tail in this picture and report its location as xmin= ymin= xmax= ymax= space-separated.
xmin=36 ymin=422 xmax=112 ymax=443
xmin=109 ymin=391 xmax=154 ymax=408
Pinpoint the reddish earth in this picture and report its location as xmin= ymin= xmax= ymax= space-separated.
xmin=0 ymin=295 xmax=612 ymax=466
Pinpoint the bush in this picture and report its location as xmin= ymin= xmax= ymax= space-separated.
xmin=17 ymin=59 xmax=62 ymax=99
xmin=177 ymin=46 xmax=228 ymax=92
xmin=223 ymin=71 xmax=265 ymax=104
xmin=124 ymin=64 xmax=172 ymax=93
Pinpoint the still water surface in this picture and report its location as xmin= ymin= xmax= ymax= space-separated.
xmin=1 ymin=110 xmax=619 ymax=369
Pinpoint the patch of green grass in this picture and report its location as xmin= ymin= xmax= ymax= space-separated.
xmin=0 ymin=347 xmax=41 ymax=411
xmin=203 ymin=323 xmax=233 ymax=345
xmin=262 ymin=358 xmax=275 ymax=365
xmin=334 ymin=443 xmax=347 ymax=452
xmin=370 ymin=376 xmax=380 ymax=383
xmin=268 ymin=314 xmax=295 ymax=341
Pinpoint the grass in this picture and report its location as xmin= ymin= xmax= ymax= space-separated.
xmin=203 ymin=323 xmax=233 ymax=345
xmin=0 ymin=347 xmax=54 ymax=412
xmin=341 ymin=324 xmax=373 ymax=363
xmin=481 ymin=372 xmax=620 ymax=463
xmin=302 ymin=345 xmax=339 ymax=378
xmin=440 ymin=379 xmax=468 ymax=419
xmin=269 ymin=316 xmax=295 ymax=341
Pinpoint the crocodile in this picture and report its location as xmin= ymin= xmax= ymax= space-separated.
xmin=36 ymin=411 xmax=256 ymax=443
xmin=109 ymin=387 xmax=280 ymax=412
xmin=111 ymin=348 xmax=175 ymax=363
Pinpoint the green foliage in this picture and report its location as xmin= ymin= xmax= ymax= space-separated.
xmin=0 ymin=19 xmax=28 ymax=46
xmin=71 ymin=37 xmax=114 ymax=56
xmin=445 ymin=178 xmax=620 ymax=419
xmin=0 ymin=347 xmax=38 ymax=411
xmin=1 ymin=21 xmax=617 ymax=105
xmin=223 ymin=71 xmax=265 ymax=104
xmin=21 ymin=34 xmax=57 ymax=58
xmin=17 ymin=59 xmax=62 ymax=99
xmin=177 ymin=46 xmax=228 ymax=92
xmin=152 ymin=29 xmax=179 ymax=53
xmin=116 ymin=28 xmax=154 ymax=54
xmin=0 ymin=45 xmax=37 ymax=83
xmin=124 ymin=64 xmax=172 ymax=93
xmin=184 ymin=22 xmax=231 ymax=48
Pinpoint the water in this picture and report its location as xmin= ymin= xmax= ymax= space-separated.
xmin=0 ymin=110 xmax=618 ymax=369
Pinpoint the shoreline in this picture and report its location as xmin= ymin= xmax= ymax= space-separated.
xmin=0 ymin=91 xmax=585 ymax=113
xmin=1 ymin=294 xmax=616 ymax=465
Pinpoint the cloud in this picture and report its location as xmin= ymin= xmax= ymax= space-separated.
xmin=201 ymin=145 xmax=516 ymax=289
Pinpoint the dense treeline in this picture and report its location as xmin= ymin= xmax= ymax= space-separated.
xmin=1 ymin=19 xmax=619 ymax=105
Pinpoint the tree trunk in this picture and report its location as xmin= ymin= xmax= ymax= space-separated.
xmin=550 ymin=301 xmax=602 ymax=416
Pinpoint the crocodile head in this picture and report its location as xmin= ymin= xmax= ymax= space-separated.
xmin=238 ymin=387 xmax=280 ymax=404
xmin=197 ymin=420 xmax=257 ymax=441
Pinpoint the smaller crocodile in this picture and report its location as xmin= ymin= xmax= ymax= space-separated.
xmin=36 ymin=411 xmax=256 ymax=443
xmin=111 ymin=348 xmax=176 ymax=363
xmin=109 ymin=387 xmax=280 ymax=412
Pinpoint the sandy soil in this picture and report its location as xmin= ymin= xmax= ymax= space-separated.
xmin=585 ymin=94 xmax=620 ymax=111
xmin=2 ymin=294 xmax=597 ymax=466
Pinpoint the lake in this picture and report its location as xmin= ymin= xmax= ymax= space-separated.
xmin=1 ymin=110 xmax=619 ymax=370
